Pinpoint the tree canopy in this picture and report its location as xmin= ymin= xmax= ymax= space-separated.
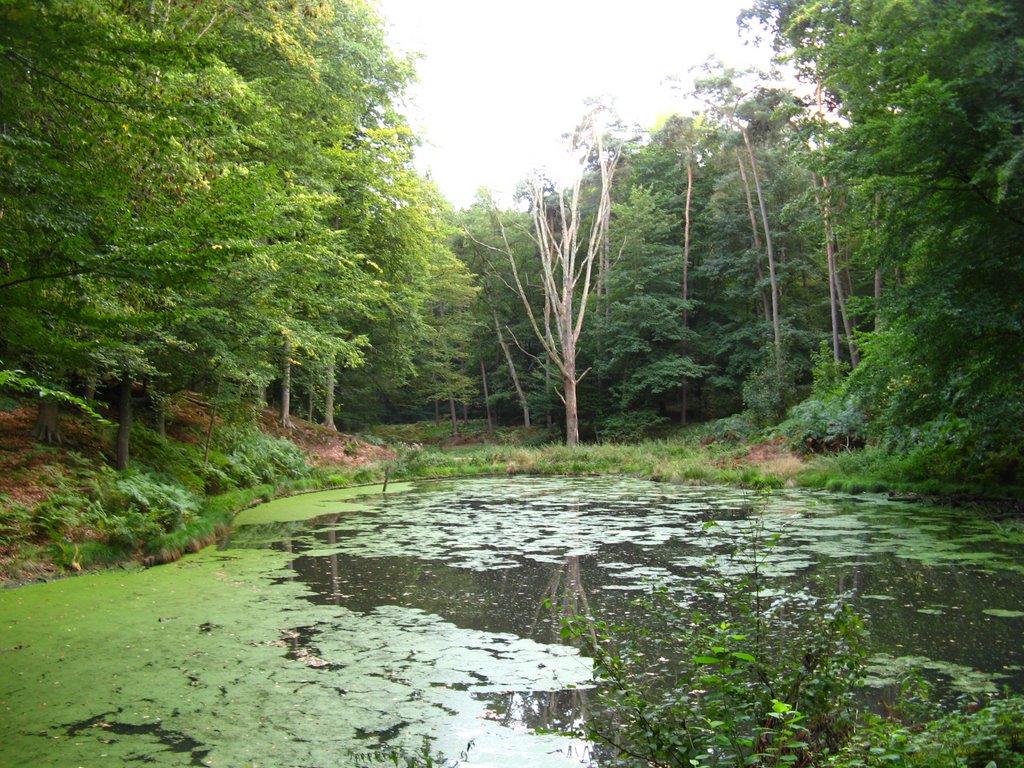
xmin=1 ymin=0 xmax=1019 ymax=484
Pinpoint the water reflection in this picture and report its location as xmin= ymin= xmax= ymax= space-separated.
xmin=229 ymin=477 xmax=1024 ymax=759
xmin=4 ymin=478 xmax=1022 ymax=768
xmin=242 ymin=477 xmax=1024 ymax=696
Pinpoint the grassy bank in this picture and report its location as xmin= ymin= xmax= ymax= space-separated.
xmin=367 ymin=427 xmax=1024 ymax=504
xmin=379 ymin=441 xmax=794 ymax=487
xmin=4 ymin=407 xmax=1022 ymax=584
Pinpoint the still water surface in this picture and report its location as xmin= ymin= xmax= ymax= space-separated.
xmin=2 ymin=476 xmax=1022 ymax=767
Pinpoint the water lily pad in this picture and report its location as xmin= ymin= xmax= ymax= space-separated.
xmin=982 ymin=608 xmax=1024 ymax=618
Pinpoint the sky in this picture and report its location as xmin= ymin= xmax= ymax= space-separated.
xmin=375 ymin=0 xmax=779 ymax=208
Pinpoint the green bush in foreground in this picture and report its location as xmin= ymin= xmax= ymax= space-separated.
xmin=828 ymin=695 xmax=1024 ymax=767
xmin=562 ymin=516 xmax=867 ymax=767
xmin=559 ymin=511 xmax=1024 ymax=768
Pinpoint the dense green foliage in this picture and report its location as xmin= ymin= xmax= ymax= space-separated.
xmin=0 ymin=0 xmax=458 ymax=448
xmin=442 ymin=0 xmax=1022 ymax=487
xmin=3 ymin=0 xmax=1019 ymax=488
xmin=564 ymin=518 xmax=867 ymax=767
xmin=750 ymin=0 xmax=1024 ymax=485
xmin=1 ymin=0 xmax=1020 ymax=571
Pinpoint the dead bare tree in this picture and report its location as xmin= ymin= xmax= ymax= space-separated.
xmin=476 ymin=116 xmax=619 ymax=446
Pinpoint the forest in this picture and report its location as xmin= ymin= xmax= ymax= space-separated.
xmin=3 ymin=0 xmax=1021 ymax=491
xmin=1 ymin=2 xmax=1023 ymax=766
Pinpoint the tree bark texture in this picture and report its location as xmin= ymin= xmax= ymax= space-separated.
xmin=31 ymin=399 xmax=63 ymax=445
xmin=448 ymin=395 xmax=459 ymax=438
xmin=280 ymin=332 xmax=293 ymax=429
xmin=740 ymin=126 xmax=782 ymax=359
xmin=494 ymin=314 xmax=531 ymax=428
xmin=813 ymin=173 xmax=843 ymax=362
xmin=681 ymin=154 xmax=694 ymax=425
xmin=480 ymin=358 xmax=494 ymax=436
xmin=737 ymin=151 xmax=773 ymax=325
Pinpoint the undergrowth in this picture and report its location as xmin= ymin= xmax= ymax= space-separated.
xmin=1 ymin=420 xmax=317 ymax=579
xmin=5 ymin=409 xmax=1021 ymax=583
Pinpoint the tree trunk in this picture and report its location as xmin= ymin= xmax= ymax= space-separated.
xmin=833 ymin=261 xmax=860 ymax=367
xmin=828 ymin=249 xmax=842 ymax=362
xmin=460 ymin=357 xmax=469 ymax=423
xmin=598 ymin=188 xmax=613 ymax=321
xmin=494 ymin=315 xmax=531 ymax=428
xmin=545 ymin=362 xmax=553 ymax=431
xmin=737 ymin=151 xmax=772 ymax=325
xmin=681 ymin=154 xmax=693 ymax=425
xmin=322 ymin=358 xmax=336 ymax=430
xmin=813 ymin=173 xmax=842 ymax=362
xmin=280 ymin=333 xmax=293 ymax=429
xmin=563 ymin=372 xmax=579 ymax=447
xmin=741 ymin=126 xmax=782 ymax=359
xmin=115 ymin=374 xmax=132 ymax=471
xmin=562 ymin=327 xmax=579 ymax=447
xmin=448 ymin=395 xmax=459 ymax=438
xmin=203 ymin=385 xmax=220 ymax=469
xmin=31 ymin=400 xmax=63 ymax=445
xmin=154 ymin=404 xmax=166 ymax=437
xmin=480 ymin=358 xmax=494 ymax=436
xmin=683 ymin=156 xmax=693 ymax=325
xmin=83 ymin=374 xmax=97 ymax=401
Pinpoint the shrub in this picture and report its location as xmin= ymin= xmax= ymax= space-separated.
xmin=828 ymin=695 xmax=1024 ymax=767
xmin=113 ymin=471 xmax=200 ymax=535
xmin=128 ymin=425 xmax=206 ymax=493
xmin=30 ymin=467 xmax=201 ymax=551
xmin=701 ymin=412 xmax=759 ymax=444
xmin=0 ymin=496 xmax=33 ymax=548
xmin=776 ymin=395 xmax=867 ymax=453
xmin=562 ymin=514 xmax=866 ymax=767
xmin=32 ymin=486 xmax=111 ymax=540
xmin=742 ymin=356 xmax=800 ymax=428
xmin=216 ymin=427 xmax=311 ymax=486
xmin=598 ymin=410 xmax=668 ymax=444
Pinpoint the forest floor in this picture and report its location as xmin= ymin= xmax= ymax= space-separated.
xmin=0 ymin=397 xmax=393 ymax=583
xmin=0 ymin=398 xmax=392 ymax=513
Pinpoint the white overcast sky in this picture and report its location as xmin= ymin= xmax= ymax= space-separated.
xmin=375 ymin=0 xmax=777 ymax=208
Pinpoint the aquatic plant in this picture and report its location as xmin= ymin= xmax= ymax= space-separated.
xmin=561 ymin=512 xmax=868 ymax=767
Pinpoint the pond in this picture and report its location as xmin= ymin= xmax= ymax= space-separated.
xmin=2 ymin=476 xmax=1022 ymax=767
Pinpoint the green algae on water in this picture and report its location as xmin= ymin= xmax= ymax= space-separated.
xmin=0 ymin=541 xmax=591 ymax=768
xmin=3 ymin=476 xmax=1023 ymax=768
xmin=232 ymin=482 xmax=415 ymax=526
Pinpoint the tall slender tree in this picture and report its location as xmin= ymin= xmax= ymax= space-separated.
xmin=478 ymin=113 xmax=620 ymax=445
